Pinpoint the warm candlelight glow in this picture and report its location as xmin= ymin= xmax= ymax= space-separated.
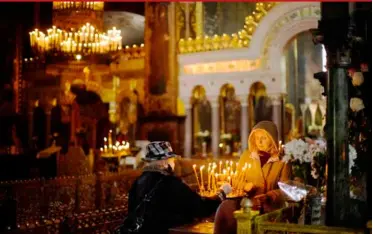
xmin=29 ymin=23 xmax=122 ymax=54
xmin=200 ymin=165 xmax=205 ymax=191
xmin=100 ymin=131 xmax=131 ymax=157
xmin=195 ymin=160 xmax=252 ymax=198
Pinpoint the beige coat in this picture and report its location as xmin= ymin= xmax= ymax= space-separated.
xmin=239 ymin=121 xmax=292 ymax=211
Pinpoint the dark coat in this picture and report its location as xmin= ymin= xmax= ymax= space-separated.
xmin=128 ymin=170 xmax=221 ymax=234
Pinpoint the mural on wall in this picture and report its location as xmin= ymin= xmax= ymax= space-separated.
xmin=104 ymin=11 xmax=145 ymax=46
xmin=147 ymin=3 xmax=169 ymax=96
xmin=203 ymin=2 xmax=256 ymax=36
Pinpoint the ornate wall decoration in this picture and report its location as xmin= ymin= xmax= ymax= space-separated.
xmin=183 ymin=59 xmax=261 ymax=75
xmin=261 ymin=5 xmax=321 ymax=69
xmin=176 ymin=3 xmax=186 ymax=40
xmin=176 ymin=3 xmax=202 ymax=41
xmin=178 ymin=2 xmax=276 ymax=54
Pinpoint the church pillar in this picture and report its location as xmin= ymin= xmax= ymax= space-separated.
xmin=139 ymin=2 xmax=185 ymax=153
xmin=238 ymin=95 xmax=248 ymax=151
xmin=269 ymin=93 xmax=284 ymax=142
xmin=208 ymin=96 xmax=219 ymax=158
xmin=183 ymin=101 xmax=192 ymax=157
xmin=318 ymin=2 xmax=368 ymax=227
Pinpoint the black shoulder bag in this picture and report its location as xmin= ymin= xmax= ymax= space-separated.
xmin=115 ymin=178 xmax=164 ymax=234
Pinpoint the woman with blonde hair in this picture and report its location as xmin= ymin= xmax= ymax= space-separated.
xmin=214 ymin=121 xmax=291 ymax=234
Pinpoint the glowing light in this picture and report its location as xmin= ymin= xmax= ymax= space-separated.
xmin=29 ymin=23 xmax=122 ymax=54
xmin=322 ymin=45 xmax=327 ymax=72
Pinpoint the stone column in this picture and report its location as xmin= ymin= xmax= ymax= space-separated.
xmin=183 ymin=101 xmax=192 ymax=157
xmin=208 ymin=96 xmax=220 ymax=158
xmin=320 ymin=2 xmax=360 ymax=226
xmin=238 ymin=95 xmax=249 ymax=151
xmin=269 ymin=94 xmax=283 ymax=142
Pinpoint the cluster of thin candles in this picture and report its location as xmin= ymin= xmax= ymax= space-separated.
xmin=192 ymin=161 xmax=252 ymax=198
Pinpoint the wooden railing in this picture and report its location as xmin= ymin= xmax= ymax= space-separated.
xmin=234 ymin=202 xmax=366 ymax=234
xmin=0 ymin=170 xmax=141 ymax=233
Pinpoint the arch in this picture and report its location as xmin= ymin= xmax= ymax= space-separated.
xmin=249 ymin=2 xmax=320 ymax=60
xmin=314 ymin=104 xmax=323 ymax=126
xmin=262 ymin=4 xmax=320 ymax=72
xmin=191 ymin=85 xmax=206 ymax=104
xmin=219 ymin=83 xmax=236 ymax=98
xmin=248 ymin=81 xmax=272 ymax=131
xmin=249 ymin=81 xmax=267 ymax=97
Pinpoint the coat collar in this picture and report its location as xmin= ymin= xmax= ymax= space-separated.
xmin=250 ymin=152 xmax=280 ymax=164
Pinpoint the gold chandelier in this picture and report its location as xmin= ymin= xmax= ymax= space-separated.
xmin=52 ymin=2 xmax=104 ymax=11
xmin=29 ymin=23 xmax=122 ymax=54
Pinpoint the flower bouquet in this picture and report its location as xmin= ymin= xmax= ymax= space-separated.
xmin=195 ymin=130 xmax=211 ymax=144
xmin=282 ymin=139 xmax=313 ymax=184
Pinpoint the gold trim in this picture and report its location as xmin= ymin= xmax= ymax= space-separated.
xmin=178 ymin=2 xmax=277 ymax=54
xmin=183 ymin=59 xmax=261 ymax=75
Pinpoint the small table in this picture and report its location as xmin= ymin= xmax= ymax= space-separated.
xmin=169 ymin=221 xmax=214 ymax=234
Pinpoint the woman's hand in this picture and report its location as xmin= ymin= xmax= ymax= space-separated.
xmin=219 ymin=183 xmax=232 ymax=195
xmin=244 ymin=182 xmax=254 ymax=192
xmin=216 ymin=183 xmax=232 ymax=201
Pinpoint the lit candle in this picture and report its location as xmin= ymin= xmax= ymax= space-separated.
xmin=200 ymin=165 xmax=205 ymax=192
xmin=219 ymin=161 xmax=222 ymax=174
xmin=207 ymin=165 xmax=211 ymax=192
xmin=192 ymin=165 xmax=201 ymax=189
xmin=214 ymin=173 xmax=218 ymax=193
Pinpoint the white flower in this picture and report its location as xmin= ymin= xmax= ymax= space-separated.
xmin=282 ymin=154 xmax=292 ymax=163
xmin=350 ymin=98 xmax=365 ymax=112
xmin=311 ymin=168 xmax=319 ymax=179
xmin=202 ymin=130 xmax=210 ymax=137
xmin=220 ymin=133 xmax=232 ymax=140
xmin=309 ymin=139 xmax=327 ymax=158
xmin=196 ymin=131 xmax=210 ymax=138
xmin=352 ymin=72 xmax=364 ymax=86
xmin=349 ymin=145 xmax=357 ymax=174
xmin=283 ymin=139 xmax=312 ymax=163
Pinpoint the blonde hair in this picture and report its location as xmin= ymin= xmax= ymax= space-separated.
xmin=248 ymin=129 xmax=279 ymax=157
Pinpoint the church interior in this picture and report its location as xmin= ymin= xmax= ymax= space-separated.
xmin=0 ymin=2 xmax=371 ymax=233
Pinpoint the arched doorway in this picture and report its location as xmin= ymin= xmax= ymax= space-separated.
xmin=219 ymin=84 xmax=241 ymax=156
xmin=191 ymin=85 xmax=211 ymax=156
xmin=283 ymin=31 xmax=325 ymax=138
xmin=248 ymin=82 xmax=272 ymax=131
